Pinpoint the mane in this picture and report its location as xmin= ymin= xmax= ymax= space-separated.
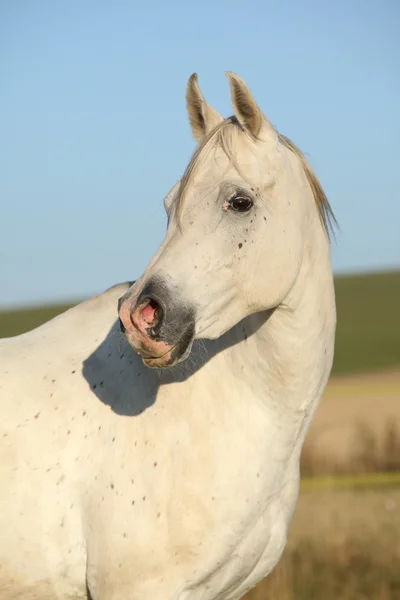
xmin=277 ymin=133 xmax=337 ymax=238
xmin=177 ymin=118 xmax=337 ymax=239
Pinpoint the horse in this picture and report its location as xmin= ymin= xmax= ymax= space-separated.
xmin=0 ymin=72 xmax=337 ymax=600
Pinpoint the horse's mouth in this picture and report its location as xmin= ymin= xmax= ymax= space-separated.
xmin=134 ymin=346 xmax=171 ymax=368
xmin=142 ymin=355 xmax=173 ymax=368
xmin=129 ymin=322 xmax=195 ymax=369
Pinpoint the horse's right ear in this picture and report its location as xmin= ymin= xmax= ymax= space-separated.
xmin=186 ymin=73 xmax=223 ymax=142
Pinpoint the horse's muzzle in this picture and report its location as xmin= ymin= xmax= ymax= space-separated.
xmin=118 ymin=277 xmax=195 ymax=368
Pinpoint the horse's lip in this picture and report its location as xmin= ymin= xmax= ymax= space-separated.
xmin=142 ymin=355 xmax=170 ymax=368
xmin=128 ymin=319 xmax=165 ymax=359
xmin=142 ymin=326 xmax=195 ymax=369
xmin=136 ymin=343 xmax=172 ymax=363
xmin=130 ymin=333 xmax=173 ymax=362
xmin=127 ymin=319 xmax=195 ymax=368
xmin=135 ymin=346 xmax=164 ymax=360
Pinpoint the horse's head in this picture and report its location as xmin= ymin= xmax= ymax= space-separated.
xmin=119 ymin=72 xmax=335 ymax=368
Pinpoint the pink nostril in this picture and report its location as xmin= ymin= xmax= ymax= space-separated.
xmin=141 ymin=301 xmax=157 ymax=325
xmin=131 ymin=299 xmax=163 ymax=333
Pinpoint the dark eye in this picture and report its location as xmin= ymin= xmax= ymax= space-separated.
xmin=229 ymin=195 xmax=253 ymax=213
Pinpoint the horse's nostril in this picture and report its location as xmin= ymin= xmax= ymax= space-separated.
xmin=147 ymin=299 xmax=163 ymax=326
xmin=138 ymin=298 xmax=164 ymax=338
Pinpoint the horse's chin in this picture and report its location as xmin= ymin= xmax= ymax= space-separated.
xmin=141 ymin=352 xmax=174 ymax=369
xmin=142 ymin=344 xmax=192 ymax=369
xmin=141 ymin=338 xmax=194 ymax=369
xmin=123 ymin=317 xmax=196 ymax=369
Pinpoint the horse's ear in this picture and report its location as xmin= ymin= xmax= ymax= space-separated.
xmin=186 ymin=73 xmax=223 ymax=142
xmin=225 ymin=72 xmax=271 ymax=139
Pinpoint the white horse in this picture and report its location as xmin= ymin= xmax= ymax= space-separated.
xmin=0 ymin=72 xmax=336 ymax=600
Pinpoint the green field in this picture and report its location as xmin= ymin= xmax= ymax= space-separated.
xmin=1 ymin=270 xmax=399 ymax=375
xmin=333 ymin=270 xmax=400 ymax=374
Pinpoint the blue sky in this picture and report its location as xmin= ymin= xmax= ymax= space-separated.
xmin=1 ymin=0 xmax=399 ymax=308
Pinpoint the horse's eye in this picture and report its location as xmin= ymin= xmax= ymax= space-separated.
xmin=229 ymin=196 xmax=253 ymax=213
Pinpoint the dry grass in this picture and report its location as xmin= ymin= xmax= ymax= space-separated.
xmin=301 ymin=418 xmax=400 ymax=476
xmin=245 ymin=541 xmax=400 ymax=600
xmin=300 ymin=370 xmax=400 ymax=476
xmin=243 ymin=488 xmax=400 ymax=600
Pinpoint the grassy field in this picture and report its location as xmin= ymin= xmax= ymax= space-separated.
xmin=1 ymin=270 xmax=400 ymax=375
xmin=0 ymin=302 xmax=75 ymax=340
xmin=333 ymin=270 xmax=400 ymax=374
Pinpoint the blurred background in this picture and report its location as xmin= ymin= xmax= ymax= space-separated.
xmin=1 ymin=1 xmax=399 ymax=598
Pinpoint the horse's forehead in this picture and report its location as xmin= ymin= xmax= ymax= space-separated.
xmin=214 ymin=133 xmax=281 ymax=176
xmin=178 ymin=133 xmax=283 ymax=212
xmin=204 ymin=148 xmax=276 ymax=193
xmin=198 ymin=144 xmax=260 ymax=182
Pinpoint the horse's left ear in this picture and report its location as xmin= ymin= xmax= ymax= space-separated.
xmin=225 ymin=72 xmax=273 ymax=139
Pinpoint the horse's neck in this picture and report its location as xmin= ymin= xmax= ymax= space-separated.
xmin=213 ymin=227 xmax=336 ymax=442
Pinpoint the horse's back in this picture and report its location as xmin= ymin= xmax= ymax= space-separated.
xmin=0 ymin=281 xmax=131 ymax=427
xmin=0 ymin=282 xmax=131 ymax=599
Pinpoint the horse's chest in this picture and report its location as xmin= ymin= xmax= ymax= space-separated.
xmin=177 ymin=499 xmax=288 ymax=600
xmin=86 ymin=430 xmax=296 ymax=600
xmin=87 ymin=490 xmax=289 ymax=600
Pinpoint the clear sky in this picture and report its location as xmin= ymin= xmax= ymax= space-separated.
xmin=1 ymin=0 xmax=399 ymax=308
